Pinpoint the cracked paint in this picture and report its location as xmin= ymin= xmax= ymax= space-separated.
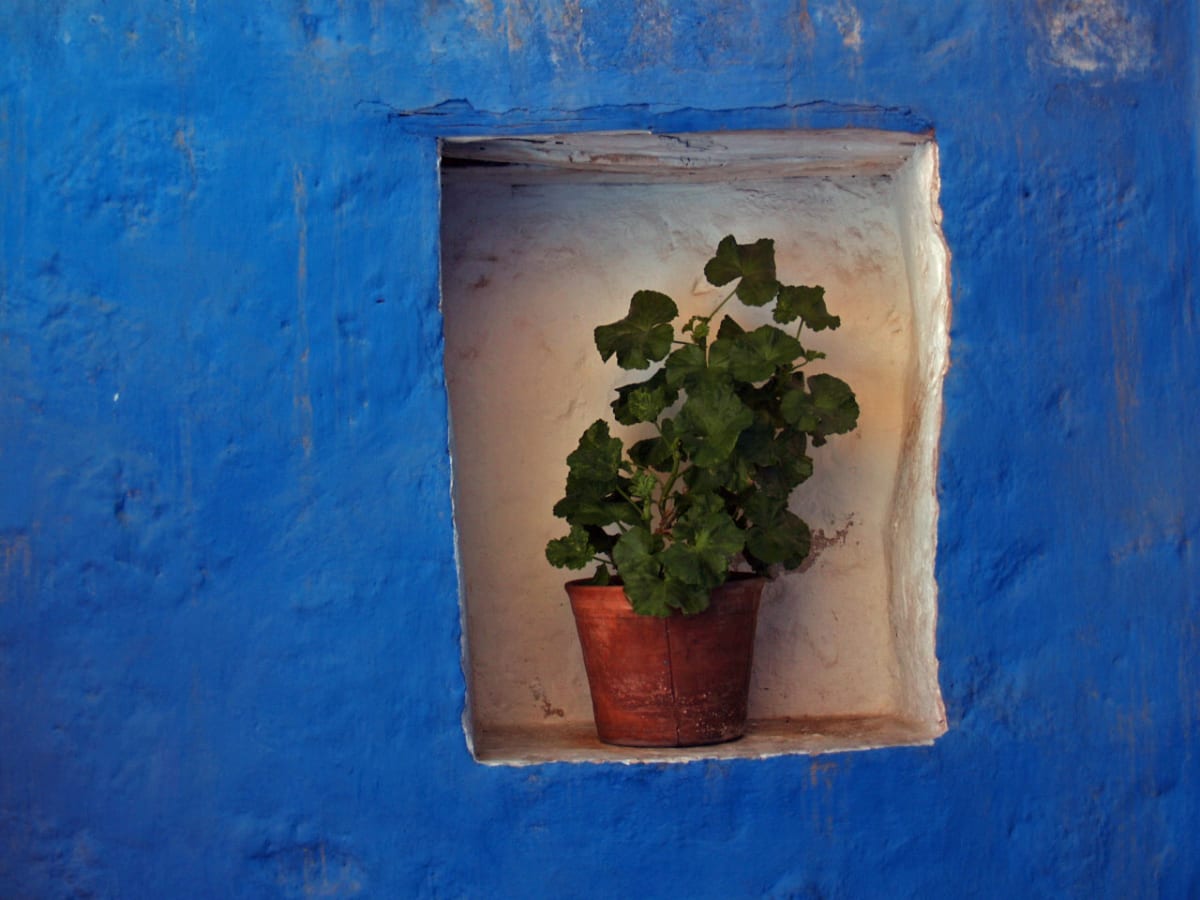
xmin=1041 ymin=0 xmax=1153 ymax=77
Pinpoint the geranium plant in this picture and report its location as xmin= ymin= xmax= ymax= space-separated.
xmin=546 ymin=235 xmax=859 ymax=617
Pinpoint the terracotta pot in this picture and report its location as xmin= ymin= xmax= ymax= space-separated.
xmin=566 ymin=575 xmax=764 ymax=747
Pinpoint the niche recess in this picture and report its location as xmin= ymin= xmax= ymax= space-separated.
xmin=439 ymin=129 xmax=949 ymax=765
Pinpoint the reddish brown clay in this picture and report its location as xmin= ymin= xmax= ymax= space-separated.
xmin=566 ymin=576 xmax=764 ymax=747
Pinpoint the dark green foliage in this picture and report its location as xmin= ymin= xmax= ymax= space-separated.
xmin=709 ymin=325 xmax=804 ymax=382
xmin=547 ymin=236 xmax=860 ymax=616
xmin=660 ymin=494 xmax=744 ymax=592
xmin=781 ymin=373 xmax=860 ymax=447
xmin=611 ymin=368 xmax=679 ymax=425
xmin=742 ymin=492 xmax=812 ymax=569
xmin=676 ymin=381 xmax=755 ymax=467
xmin=546 ymin=523 xmax=599 ymax=569
xmin=593 ymin=290 xmax=678 ymax=369
xmin=703 ymin=235 xmax=778 ymax=307
xmin=551 ymin=420 xmax=641 ymax=527
xmin=775 ymin=284 xmax=839 ymax=330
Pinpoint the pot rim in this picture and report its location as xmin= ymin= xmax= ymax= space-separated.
xmin=564 ymin=571 xmax=766 ymax=590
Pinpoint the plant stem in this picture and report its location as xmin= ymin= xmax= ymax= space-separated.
xmin=700 ymin=284 xmax=741 ymax=364
xmin=709 ymin=285 xmax=739 ymax=321
xmin=612 ymin=484 xmax=643 ymax=519
xmin=654 ymin=443 xmax=685 ymax=535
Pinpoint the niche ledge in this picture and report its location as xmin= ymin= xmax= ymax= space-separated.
xmin=474 ymin=716 xmax=942 ymax=767
xmin=440 ymin=128 xmax=950 ymax=766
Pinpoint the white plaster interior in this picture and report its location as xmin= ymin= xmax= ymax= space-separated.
xmin=439 ymin=130 xmax=949 ymax=764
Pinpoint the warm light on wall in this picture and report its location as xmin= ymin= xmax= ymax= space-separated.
xmin=440 ymin=129 xmax=950 ymax=764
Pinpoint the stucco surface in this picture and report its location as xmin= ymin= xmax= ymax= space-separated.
xmin=1 ymin=1 xmax=1197 ymax=897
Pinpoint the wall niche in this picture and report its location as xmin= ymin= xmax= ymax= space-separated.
xmin=439 ymin=129 xmax=950 ymax=765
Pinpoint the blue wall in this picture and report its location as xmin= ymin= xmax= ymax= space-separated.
xmin=2 ymin=2 xmax=1197 ymax=896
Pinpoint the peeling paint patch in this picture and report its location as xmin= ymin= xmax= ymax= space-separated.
xmin=796 ymin=0 xmax=816 ymax=43
xmin=828 ymin=0 xmax=863 ymax=53
xmin=1041 ymin=0 xmax=1152 ymax=77
xmin=250 ymin=842 xmax=365 ymax=898
xmin=546 ymin=0 xmax=584 ymax=70
xmin=529 ymin=678 xmax=565 ymax=718
xmin=798 ymin=518 xmax=855 ymax=573
xmin=504 ymin=0 xmax=533 ymax=53
xmin=625 ymin=0 xmax=674 ymax=70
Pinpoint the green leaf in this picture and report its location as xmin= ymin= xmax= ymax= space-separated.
xmin=704 ymin=236 xmax=779 ymax=307
xmin=781 ymin=374 xmax=859 ymax=445
xmin=552 ymin=493 xmax=640 ymax=527
xmin=775 ymin=284 xmax=841 ymax=330
xmin=739 ymin=422 xmax=777 ymax=465
xmin=553 ymin=421 xmax=640 ymax=526
xmin=709 ymin=325 xmax=804 ymax=383
xmin=663 ymin=343 xmax=708 ymax=389
xmin=591 ymin=564 xmax=612 ymax=585
xmin=594 ymin=290 xmax=678 ymax=370
xmin=629 ymin=470 xmax=658 ymax=501
xmin=809 ymin=374 xmax=860 ymax=445
xmin=610 ymin=368 xmax=679 ymax=426
xmin=613 ymin=526 xmax=677 ymax=617
xmin=628 ymin=435 xmax=674 ymax=472
xmin=737 ymin=421 xmax=780 ymax=467
xmin=676 ymin=380 xmax=754 ymax=467
xmin=565 ymin=420 xmax=623 ymax=488
xmin=753 ymin=428 xmax=813 ymax=498
xmin=673 ymin=587 xmax=713 ymax=615
xmin=780 ymin=383 xmax=818 ymax=433
xmin=683 ymin=451 xmax=755 ymax=496
xmin=702 ymin=236 xmax=745 ymax=286
xmin=546 ymin=524 xmax=599 ymax=570
xmin=682 ymin=315 xmax=710 ymax=343
xmin=584 ymin=525 xmax=618 ymax=556
xmin=743 ymin=493 xmax=811 ymax=568
xmin=660 ymin=493 xmax=744 ymax=590
xmin=715 ymin=315 xmax=745 ymax=341
xmin=735 ymin=377 xmax=785 ymax=423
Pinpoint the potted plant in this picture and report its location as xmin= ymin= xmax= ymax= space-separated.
xmin=546 ymin=235 xmax=859 ymax=747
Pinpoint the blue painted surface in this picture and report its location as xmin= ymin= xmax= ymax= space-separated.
xmin=1 ymin=2 xmax=1197 ymax=896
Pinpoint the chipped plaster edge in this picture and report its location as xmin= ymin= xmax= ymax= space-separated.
xmin=888 ymin=140 xmax=950 ymax=733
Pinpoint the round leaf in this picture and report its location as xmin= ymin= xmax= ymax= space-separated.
xmin=546 ymin=524 xmax=598 ymax=570
xmin=775 ymin=284 xmax=841 ymax=331
xmin=613 ymin=526 xmax=676 ymax=617
xmin=610 ymin=368 xmax=679 ymax=425
xmin=594 ymin=290 xmax=678 ymax=370
xmin=743 ymin=493 xmax=812 ymax=568
xmin=709 ymin=325 xmax=804 ymax=383
xmin=781 ymin=375 xmax=860 ymax=445
xmin=704 ymin=236 xmax=779 ymax=306
xmin=676 ymin=381 xmax=755 ymax=467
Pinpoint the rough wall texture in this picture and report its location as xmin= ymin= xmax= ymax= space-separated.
xmin=1 ymin=1 xmax=1197 ymax=897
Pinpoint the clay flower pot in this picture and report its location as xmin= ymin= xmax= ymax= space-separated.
xmin=566 ymin=575 xmax=764 ymax=747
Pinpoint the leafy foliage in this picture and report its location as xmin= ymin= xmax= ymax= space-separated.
xmin=781 ymin=373 xmax=860 ymax=447
xmin=704 ymin=236 xmax=778 ymax=307
xmin=775 ymin=284 xmax=839 ymax=330
xmin=593 ymin=290 xmax=678 ymax=370
xmin=547 ymin=236 xmax=860 ymax=616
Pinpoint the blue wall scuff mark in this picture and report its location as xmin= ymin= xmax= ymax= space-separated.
xmin=1 ymin=1 xmax=1197 ymax=896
